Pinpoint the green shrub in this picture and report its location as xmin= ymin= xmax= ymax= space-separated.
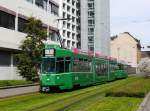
xmin=105 ymin=92 xmax=145 ymax=98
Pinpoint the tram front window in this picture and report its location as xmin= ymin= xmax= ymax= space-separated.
xmin=42 ymin=59 xmax=55 ymax=73
xmin=42 ymin=57 xmax=70 ymax=74
xmin=56 ymin=58 xmax=64 ymax=73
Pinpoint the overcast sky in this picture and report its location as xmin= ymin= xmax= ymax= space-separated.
xmin=110 ymin=0 xmax=150 ymax=48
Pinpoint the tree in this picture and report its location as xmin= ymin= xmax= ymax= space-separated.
xmin=137 ymin=57 xmax=150 ymax=78
xmin=16 ymin=17 xmax=47 ymax=81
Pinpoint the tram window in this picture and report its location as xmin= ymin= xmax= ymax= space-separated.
xmin=73 ymin=58 xmax=91 ymax=72
xmin=56 ymin=58 xmax=64 ymax=73
xmin=84 ymin=59 xmax=88 ymax=61
xmin=102 ymin=64 xmax=107 ymax=74
xmin=79 ymin=58 xmax=83 ymax=61
xmin=42 ymin=59 xmax=55 ymax=73
xmin=118 ymin=64 xmax=124 ymax=70
xmin=101 ymin=64 xmax=104 ymax=73
xmin=65 ymin=57 xmax=71 ymax=72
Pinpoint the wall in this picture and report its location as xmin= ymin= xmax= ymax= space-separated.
xmin=81 ymin=0 xmax=110 ymax=56
xmin=95 ymin=0 xmax=110 ymax=55
xmin=111 ymin=33 xmax=139 ymax=67
xmin=80 ymin=0 xmax=88 ymax=51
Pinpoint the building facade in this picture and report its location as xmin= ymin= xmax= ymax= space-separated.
xmin=58 ymin=0 xmax=80 ymax=49
xmin=111 ymin=32 xmax=141 ymax=67
xmin=0 ymin=0 xmax=59 ymax=80
xmin=80 ymin=0 xmax=110 ymax=55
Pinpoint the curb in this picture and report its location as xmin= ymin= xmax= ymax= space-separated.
xmin=0 ymin=83 xmax=39 ymax=90
xmin=137 ymin=92 xmax=150 ymax=111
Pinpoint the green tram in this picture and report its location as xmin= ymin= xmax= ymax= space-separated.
xmin=40 ymin=44 xmax=128 ymax=92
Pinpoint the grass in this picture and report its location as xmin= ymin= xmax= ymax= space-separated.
xmin=0 ymin=80 xmax=33 ymax=87
xmin=106 ymin=77 xmax=150 ymax=98
xmin=83 ymin=97 xmax=142 ymax=111
xmin=0 ymin=76 xmax=149 ymax=111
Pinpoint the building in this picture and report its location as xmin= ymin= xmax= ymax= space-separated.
xmin=140 ymin=44 xmax=150 ymax=58
xmin=141 ymin=51 xmax=150 ymax=58
xmin=0 ymin=0 xmax=59 ymax=80
xmin=58 ymin=0 xmax=80 ymax=49
xmin=80 ymin=0 xmax=110 ymax=55
xmin=111 ymin=32 xmax=141 ymax=67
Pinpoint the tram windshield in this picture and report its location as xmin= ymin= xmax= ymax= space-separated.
xmin=42 ymin=58 xmax=55 ymax=73
xmin=42 ymin=57 xmax=71 ymax=74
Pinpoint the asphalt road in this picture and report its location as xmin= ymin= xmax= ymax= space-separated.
xmin=0 ymin=85 xmax=39 ymax=98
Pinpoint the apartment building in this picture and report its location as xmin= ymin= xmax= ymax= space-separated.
xmin=80 ymin=0 xmax=110 ymax=56
xmin=59 ymin=0 xmax=80 ymax=49
xmin=0 ymin=0 xmax=59 ymax=80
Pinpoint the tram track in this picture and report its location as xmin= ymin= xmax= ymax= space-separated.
xmin=27 ymin=77 xmax=137 ymax=111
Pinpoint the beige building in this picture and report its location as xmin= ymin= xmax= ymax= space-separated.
xmin=111 ymin=32 xmax=141 ymax=67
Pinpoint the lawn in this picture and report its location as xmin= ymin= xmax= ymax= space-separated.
xmin=106 ymin=76 xmax=150 ymax=98
xmin=0 ymin=76 xmax=149 ymax=111
xmin=83 ymin=97 xmax=142 ymax=111
xmin=0 ymin=80 xmax=33 ymax=87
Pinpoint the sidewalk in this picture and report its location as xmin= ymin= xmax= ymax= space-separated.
xmin=137 ymin=92 xmax=150 ymax=111
xmin=0 ymin=85 xmax=39 ymax=98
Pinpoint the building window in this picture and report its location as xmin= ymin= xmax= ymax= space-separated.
xmin=67 ymin=14 xmax=71 ymax=19
xmin=18 ymin=17 xmax=27 ymax=33
xmin=67 ymin=0 xmax=70 ymax=4
xmin=72 ymin=33 xmax=75 ymax=39
xmin=63 ymin=12 xmax=66 ymax=18
xmin=67 ymin=40 xmax=71 ymax=48
xmin=63 ymin=3 xmax=66 ymax=10
xmin=88 ymin=3 xmax=94 ymax=10
xmin=72 ymin=25 xmax=75 ymax=31
xmin=0 ymin=11 xmax=15 ymax=30
xmin=26 ymin=0 xmax=33 ymax=3
xmin=72 ymin=8 xmax=75 ymax=14
xmin=49 ymin=32 xmax=58 ymax=41
xmin=88 ymin=19 xmax=95 ymax=26
xmin=67 ymin=5 xmax=71 ymax=12
xmin=88 ymin=11 xmax=94 ymax=18
xmin=72 ymin=17 xmax=75 ymax=23
xmin=63 ymin=21 xmax=66 ymax=28
xmin=88 ymin=27 xmax=94 ymax=35
xmin=63 ymin=30 xmax=66 ymax=37
xmin=67 ymin=31 xmax=71 ymax=38
xmin=67 ymin=23 xmax=71 ymax=29
xmin=88 ymin=45 xmax=94 ymax=51
xmin=72 ymin=42 xmax=75 ymax=48
xmin=0 ymin=51 xmax=11 ymax=66
xmin=72 ymin=0 xmax=75 ymax=6
xmin=35 ymin=0 xmax=44 ymax=8
xmin=88 ymin=36 xmax=94 ymax=43
xmin=51 ymin=4 xmax=59 ymax=16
